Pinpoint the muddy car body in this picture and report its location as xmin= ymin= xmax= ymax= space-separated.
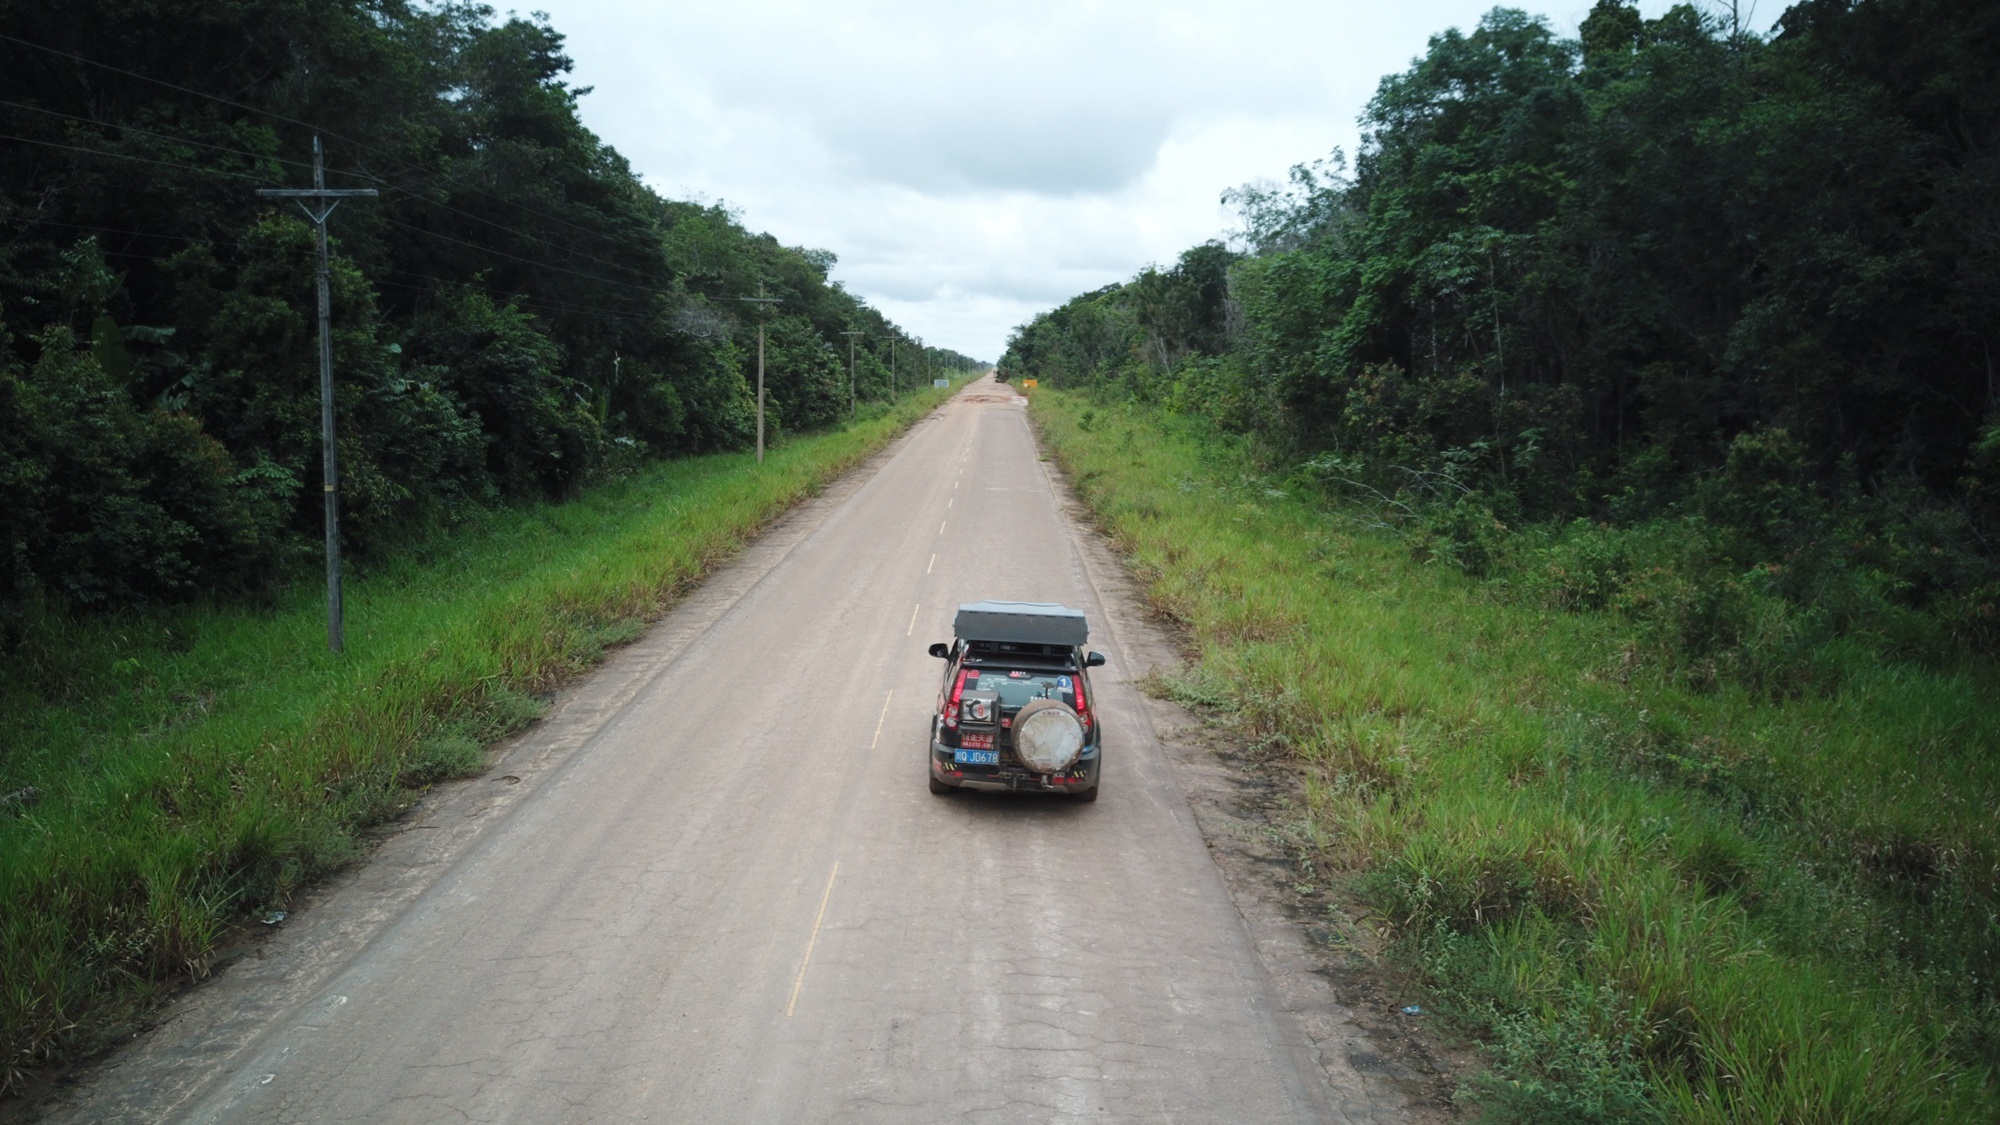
xmin=927 ymin=600 xmax=1106 ymax=801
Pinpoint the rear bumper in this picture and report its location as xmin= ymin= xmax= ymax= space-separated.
xmin=930 ymin=738 xmax=1099 ymax=793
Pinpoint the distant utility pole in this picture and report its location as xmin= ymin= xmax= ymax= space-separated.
xmin=840 ymin=330 xmax=863 ymax=420
xmin=736 ymin=285 xmax=781 ymax=461
xmin=256 ymin=135 xmax=377 ymax=654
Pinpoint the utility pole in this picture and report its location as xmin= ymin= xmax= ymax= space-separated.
xmin=840 ymin=330 xmax=863 ymax=420
xmin=890 ymin=338 xmax=897 ymax=396
xmin=736 ymin=285 xmax=781 ymax=461
xmin=256 ymin=136 xmax=377 ymax=654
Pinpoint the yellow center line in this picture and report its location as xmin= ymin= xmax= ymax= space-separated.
xmin=870 ymin=690 xmax=893 ymax=748
xmin=906 ymin=604 xmax=920 ymax=635
xmin=786 ymin=861 xmax=841 ymax=1018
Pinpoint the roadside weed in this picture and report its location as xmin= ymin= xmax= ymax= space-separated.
xmin=0 ymin=384 xmax=959 ymax=1086
xmin=1030 ymin=391 xmax=2000 ymax=1120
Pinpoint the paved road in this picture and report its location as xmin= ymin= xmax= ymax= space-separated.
xmin=91 ymin=380 xmax=1347 ymax=1122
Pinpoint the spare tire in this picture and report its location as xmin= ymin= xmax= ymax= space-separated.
xmin=1012 ymin=698 xmax=1085 ymax=774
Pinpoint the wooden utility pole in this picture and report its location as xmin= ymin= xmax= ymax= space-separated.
xmin=736 ymin=285 xmax=781 ymax=461
xmin=840 ymin=330 xmax=863 ymax=419
xmin=256 ymin=136 xmax=376 ymax=654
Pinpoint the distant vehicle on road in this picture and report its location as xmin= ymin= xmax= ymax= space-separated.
xmin=927 ymin=600 xmax=1106 ymax=801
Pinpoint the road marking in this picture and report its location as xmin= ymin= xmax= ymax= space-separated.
xmin=939 ymin=520 xmax=947 ymax=535
xmin=787 ymin=861 xmax=841 ymax=1018
xmin=947 ymin=498 xmax=953 ymax=509
xmin=870 ymin=690 xmax=893 ymax=748
xmin=907 ymin=603 xmax=919 ymax=635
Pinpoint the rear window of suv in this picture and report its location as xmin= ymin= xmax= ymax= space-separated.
xmin=962 ymin=666 xmax=1078 ymax=709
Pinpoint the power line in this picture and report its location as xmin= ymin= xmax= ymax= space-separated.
xmin=367 ymin=276 xmax=669 ymax=329
xmin=372 ymin=214 xmax=667 ymax=301
xmin=370 ymin=182 xmax=663 ymax=289
xmin=1 ymin=95 xmax=670 ymax=289
xmin=0 ymin=128 xmax=270 ymax=183
xmin=0 ymin=35 xmax=919 ymax=341
xmin=0 ymin=125 xmax=674 ymax=302
xmin=0 ymin=99 xmax=310 ymax=173
xmin=5 ymin=218 xmax=852 ymax=374
xmin=3 ymin=215 xmax=683 ymax=330
xmin=0 ymin=36 xmax=916 ymax=342
xmin=0 ymin=32 xmax=676 ymax=269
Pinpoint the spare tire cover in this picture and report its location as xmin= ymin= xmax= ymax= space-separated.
xmin=1013 ymin=698 xmax=1085 ymax=773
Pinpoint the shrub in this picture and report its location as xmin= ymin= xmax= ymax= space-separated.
xmin=1414 ymin=495 xmax=1511 ymax=578
xmin=0 ymin=328 xmax=281 ymax=613
xmin=1523 ymin=520 xmax=1632 ymax=611
xmin=406 ymin=286 xmax=598 ymax=500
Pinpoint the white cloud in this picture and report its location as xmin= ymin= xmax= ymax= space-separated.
xmin=529 ymin=0 xmax=1781 ymax=359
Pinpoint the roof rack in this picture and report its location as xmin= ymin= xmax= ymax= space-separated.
xmin=964 ymin=639 xmax=1076 ymax=663
xmin=953 ymin=600 xmax=1089 ymax=646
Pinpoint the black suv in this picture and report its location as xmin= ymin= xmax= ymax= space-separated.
xmin=927 ymin=600 xmax=1106 ymax=801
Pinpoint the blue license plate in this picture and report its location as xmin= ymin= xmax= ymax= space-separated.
xmin=954 ymin=749 xmax=999 ymax=765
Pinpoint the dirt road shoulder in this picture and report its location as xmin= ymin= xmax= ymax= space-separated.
xmin=1035 ymin=431 xmax=1469 ymax=1124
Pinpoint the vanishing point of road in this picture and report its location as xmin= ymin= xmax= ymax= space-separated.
xmin=54 ymin=379 xmax=1382 ymax=1123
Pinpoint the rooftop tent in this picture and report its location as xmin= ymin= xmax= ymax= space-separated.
xmin=953 ymin=600 xmax=1089 ymax=646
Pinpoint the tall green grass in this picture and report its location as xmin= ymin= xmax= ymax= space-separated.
xmin=0 ymin=384 xmax=961 ymax=1089
xmin=1030 ymin=391 xmax=1999 ymax=1122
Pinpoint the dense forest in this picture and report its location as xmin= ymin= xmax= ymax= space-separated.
xmin=1006 ymin=0 xmax=1999 ymax=665
xmin=1008 ymin=1 xmax=2000 ymax=1114
xmin=0 ymin=0 xmax=979 ymax=633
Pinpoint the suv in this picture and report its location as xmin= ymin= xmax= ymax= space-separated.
xmin=926 ymin=600 xmax=1107 ymax=801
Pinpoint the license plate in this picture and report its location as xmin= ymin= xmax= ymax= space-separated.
xmin=954 ymin=749 xmax=999 ymax=765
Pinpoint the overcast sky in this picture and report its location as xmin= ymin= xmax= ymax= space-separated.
xmin=531 ymin=0 xmax=1780 ymax=361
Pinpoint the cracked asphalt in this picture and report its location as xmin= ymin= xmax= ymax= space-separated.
xmin=50 ymin=378 xmax=1389 ymax=1123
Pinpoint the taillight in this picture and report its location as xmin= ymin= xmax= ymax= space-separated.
xmin=1072 ymin=674 xmax=1091 ymax=730
xmin=945 ymin=668 xmax=971 ymax=729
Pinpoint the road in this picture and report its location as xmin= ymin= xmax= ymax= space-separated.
xmin=60 ymin=379 xmax=1362 ymax=1122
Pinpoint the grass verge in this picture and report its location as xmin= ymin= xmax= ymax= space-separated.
xmin=1028 ymin=389 xmax=1998 ymax=1122
xmin=0 ymin=381 xmax=962 ymax=1090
